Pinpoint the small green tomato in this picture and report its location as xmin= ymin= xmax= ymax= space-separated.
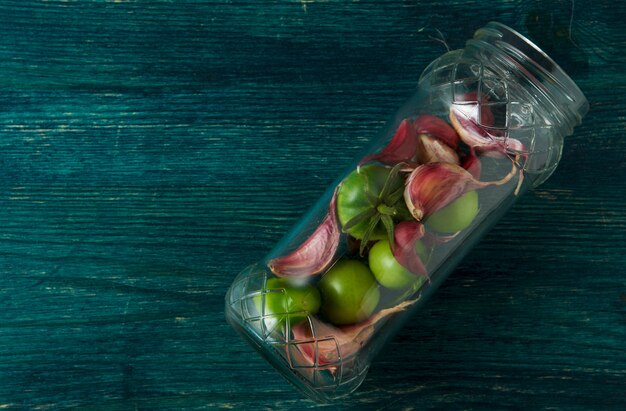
xmin=318 ymin=259 xmax=380 ymax=325
xmin=253 ymin=278 xmax=321 ymax=330
xmin=368 ymin=240 xmax=418 ymax=289
xmin=425 ymin=190 xmax=479 ymax=234
xmin=336 ymin=165 xmax=391 ymax=241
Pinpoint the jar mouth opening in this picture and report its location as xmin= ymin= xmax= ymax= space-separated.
xmin=476 ymin=22 xmax=589 ymax=125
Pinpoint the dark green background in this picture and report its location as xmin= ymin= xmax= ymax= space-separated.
xmin=0 ymin=1 xmax=624 ymax=409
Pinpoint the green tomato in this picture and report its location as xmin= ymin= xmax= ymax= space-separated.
xmin=369 ymin=240 xmax=424 ymax=289
xmin=425 ymin=191 xmax=479 ymax=234
xmin=337 ymin=165 xmax=393 ymax=241
xmin=253 ymin=278 xmax=321 ymax=330
xmin=318 ymin=259 xmax=380 ymax=325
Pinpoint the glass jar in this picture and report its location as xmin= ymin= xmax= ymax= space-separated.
xmin=225 ymin=22 xmax=588 ymax=402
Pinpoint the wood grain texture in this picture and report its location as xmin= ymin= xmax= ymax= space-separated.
xmin=0 ymin=0 xmax=624 ymax=409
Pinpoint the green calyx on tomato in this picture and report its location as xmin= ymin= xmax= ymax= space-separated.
xmin=337 ymin=163 xmax=410 ymax=256
xmin=425 ymin=190 xmax=479 ymax=234
xmin=368 ymin=239 xmax=426 ymax=289
xmin=253 ymin=278 xmax=321 ymax=331
xmin=318 ymin=259 xmax=380 ymax=325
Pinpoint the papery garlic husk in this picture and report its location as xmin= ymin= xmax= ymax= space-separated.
xmin=449 ymin=106 xmax=525 ymax=155
xmin=289 ymin=299 xmax=418 ymax=374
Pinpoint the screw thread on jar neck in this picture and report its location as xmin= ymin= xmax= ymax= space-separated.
xmin=467 ymin=22 xmax=588 ymax=136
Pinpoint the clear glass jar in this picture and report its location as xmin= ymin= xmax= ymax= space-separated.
xmin=225 ymin=22 xmax=588 ymax=402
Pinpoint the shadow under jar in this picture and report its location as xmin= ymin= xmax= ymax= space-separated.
xmin=225 ymin=22 xmax=588 ymax=403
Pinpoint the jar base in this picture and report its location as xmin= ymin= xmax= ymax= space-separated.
xmin=225 ymin=302 xmax=369 ymax=403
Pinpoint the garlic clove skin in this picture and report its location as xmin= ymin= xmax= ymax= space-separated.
xmin=415 ymin=133 xmax=460 ymax=165
xmin=289 ymin=299 xmax=418 ymax=374
xmin=461 ymin=148 xmax=481 ymax=179
xmin=393 ymin=221 xmax=428 ymax=277
xmin=404 ymin=161 xmax=518 ymax=222
xmin=268 ymin=193 xmax=340 ymax=277
xmin=449 ymin=106 xmax=526 ymax=155
xmin=413 ymin=114 xmax=460 ymax=150
xmin=359 ymin=119 xmax=417 ymax=166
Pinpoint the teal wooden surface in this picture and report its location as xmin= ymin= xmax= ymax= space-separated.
xmin=0 ymin=1 xmax=624 ymax=409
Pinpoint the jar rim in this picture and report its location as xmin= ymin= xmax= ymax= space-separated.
xmin=476 ymin=22 xmax=589 ymax=125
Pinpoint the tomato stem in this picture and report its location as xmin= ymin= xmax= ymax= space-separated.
xmin=376 ymin=204 xmax=397 ymax=216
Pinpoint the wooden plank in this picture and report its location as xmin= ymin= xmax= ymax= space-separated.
xmin=0 ymin=0 xmax=624 ymax=409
